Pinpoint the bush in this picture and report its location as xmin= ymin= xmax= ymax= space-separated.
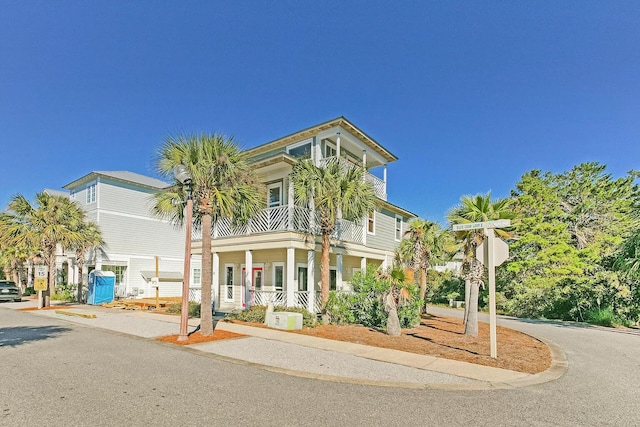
xmin=323 ymin=266 xmax=422 ymax=330
xmin=166 ymin=301 xmax=201 ymax=317
xmin=585 ymin=307 xmax=630 ymax=327
xmin=225 ymin=305 xmax=317 ymax=328
xmin=52 ymin=283 xmax=77 ymax=302
xmin=23 ymin=287 xmax=35 ymax=296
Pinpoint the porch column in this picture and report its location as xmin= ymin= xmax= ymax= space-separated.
xmin=212 ymin=252 xmax=219 ymax=311
xmin=361 ymin=257 xmax=367 ymax=273
xmin=307 ymin=250 xmax=315 ymax=313
xmin=382 ymin=254 xmax=389 ymax=270
xmin=337 ymin=254 xmax=343 ymax=291
xmin=336 ymin=132 xmax=341 ymax=157
xmin=286 ymin=247 xmax=295 ymax=307
xmin=383 ymin=164 xmax=387 ymax=184
xmin=244 ymin=250 xmax=252 ymax=308
xmin=287 ymin=178 xmax=294 ymax=230
xmin=362 ymin=149 xmax=367 ymax=170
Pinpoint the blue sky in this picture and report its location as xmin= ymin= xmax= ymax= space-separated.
xmin=1 ymin=1 xmax=639 ymax=224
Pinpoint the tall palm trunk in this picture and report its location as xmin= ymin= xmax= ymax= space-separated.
xmin=77 ymin=259 xmax=84 ymax=304
xmin=419 ymin=267 xmax=427 ymax=313
xmin=320 ymin=232 xmax=330 ymax=304
xmin=200 ymin=214 xmax=214 ymax=336
xmin=45 ymin=250 xmax=56 ymax=307
xmin=464 ymin=282 xmax=479 ymax=336
xmin=463 ymin=279 xmax=470 ymax=324
xmin=463 ymin=259 xmax=483 ymax=336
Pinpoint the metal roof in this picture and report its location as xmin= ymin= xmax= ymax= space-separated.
xmin=64 ymin=171 xmax=170 ymax=190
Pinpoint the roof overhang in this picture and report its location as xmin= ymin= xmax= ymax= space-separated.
xmin=245 ymin=117 xmax=398 ymax=163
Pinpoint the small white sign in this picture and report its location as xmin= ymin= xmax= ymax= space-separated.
xmin=452 ymin=219 xmax=511 ymax=231
xmin=35 ymin=266 xmax=48 ymax=278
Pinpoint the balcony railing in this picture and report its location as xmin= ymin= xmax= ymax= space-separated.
xmin=192 ymin=205 xmax=364 ymax=244
xmin=319 ymin=156 xmax=387 ymax=200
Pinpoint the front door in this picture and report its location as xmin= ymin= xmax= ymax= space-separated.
xmin=241 ymin=267 xmax=263 ymax=308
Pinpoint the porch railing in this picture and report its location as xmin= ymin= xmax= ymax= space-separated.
xmin=192 ymin=205 xmax=363 ymax=244
xmin=250 ymin=290 xmax=323 ymax=313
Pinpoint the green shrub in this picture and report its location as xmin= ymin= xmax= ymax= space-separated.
xmin=23 ymin=287 xmax=35 ymax=296
xmin=585 ymin=307 xmax=631 ymax=327
xmin=166 ymin=301 xmax=201 ymax=317
xmin=52 ymin=283 xmax=77 ymax=302
xmin=224 ymin=305 xmax=317 ymax=328
xmin=323 ymin=266 xmax=422 ymax=330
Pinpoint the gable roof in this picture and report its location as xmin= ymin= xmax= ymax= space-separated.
xmin=245 ymin=116 xmax=398 ymax=163
xmin=63 ymin=171 xmax=169 ymax=191
xmin=43 ymin=188 xmax=70 ymax=198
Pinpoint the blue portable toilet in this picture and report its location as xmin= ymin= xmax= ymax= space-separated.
xmin=87 ymin=270 xmax=116 ymax=305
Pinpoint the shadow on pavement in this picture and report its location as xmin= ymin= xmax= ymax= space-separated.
xmin=0 ymin=325 xmax=72 ymax=347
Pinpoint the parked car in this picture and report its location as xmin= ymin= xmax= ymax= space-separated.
xmin=0 ymin=280 xmax=21 ymax=302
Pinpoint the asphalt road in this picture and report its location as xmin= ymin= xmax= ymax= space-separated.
xmin=1 ymin=306 xmax=638 ymax=426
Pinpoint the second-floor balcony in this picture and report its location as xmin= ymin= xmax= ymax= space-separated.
xmin=193 ymin=205 xmax=364 ymax=244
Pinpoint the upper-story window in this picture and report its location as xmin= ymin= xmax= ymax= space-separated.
xmin=267 ymin=182 xmax=282 ymax=208
xmin=86 ymin=184 xmax=96 ymax=204
xmin=367 ymin=211 xmax=375 ymax=234
xmin=395 ymin=215 xmax=403 ymax=241
xmin=324 ymin=142 xmax=337 ymax=158
xmin=287 ymin=139 xmax=312 ymax=159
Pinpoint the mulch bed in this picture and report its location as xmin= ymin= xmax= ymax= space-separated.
xmin=155 ymin=330 xmax=245 ymax=346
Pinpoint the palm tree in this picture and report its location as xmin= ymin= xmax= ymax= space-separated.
xmin=290 ymin=158 xmax=377 ymax=307
xmin=447 ymin=192 xmax=513 ymax=336
xmin=70 ymin=221 xmax=104 ymax=303
xmin=153 ymin=133 xmax=264 ymax=336
xmin=396 ymin=219 xmax=453 ymax=311
xmin=0 ymin=193 xmax=87 ymax=306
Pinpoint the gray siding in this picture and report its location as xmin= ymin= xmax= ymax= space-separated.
xmin=97 ymin=178 xmax=159 ymax=218
xmin=366 ymin=208 xmax=407 ymax=252
xmin=98 ymin=212 xmax=184 ymax=258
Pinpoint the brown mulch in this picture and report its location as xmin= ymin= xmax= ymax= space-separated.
xmin=155 ymin=330 xmax=245 ymax=346
xmin=288 ymin=314 xmax=551 ymax=374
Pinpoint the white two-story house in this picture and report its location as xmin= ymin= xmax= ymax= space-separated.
xmin=61 ymin=171 xmax=202 ymax=299
xmin=192 ymin=117 xmax=416 ymax=313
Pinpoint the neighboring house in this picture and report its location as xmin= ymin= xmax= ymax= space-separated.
xmin=60 ymin=171 xmax=202 ymax=299
xmin=191 ymin=117 xmax=417 ymax=313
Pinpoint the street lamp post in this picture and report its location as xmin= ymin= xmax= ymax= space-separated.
xmin=174 ymin=165 xmax=193 ymax=342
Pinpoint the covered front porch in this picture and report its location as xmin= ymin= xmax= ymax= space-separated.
xmin=203 ymin=245 xmax=388 ymax=314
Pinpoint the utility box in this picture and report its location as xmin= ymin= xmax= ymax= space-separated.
xmin=266 ymin=312 xmax=303 ymax=330
xmin=87 ymin=271 xmax=116 ymax=305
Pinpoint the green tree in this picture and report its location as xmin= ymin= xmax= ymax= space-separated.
xmin=290 ymin=158 xmax=377 ymax=308
xmin=153 ymin=133 xmax=264 ymax=336
xmin=70 ymin=221 xmax=104 ymax=303
xmin=504 ymin=163 xmax=639 ymax=322
xmin=0 ymin=193 xmax=87 ymax=306
xmin=396 ymin=219 xmax=453 ymax=311
xmin=447 ymin=192 xmax=513 ymax=336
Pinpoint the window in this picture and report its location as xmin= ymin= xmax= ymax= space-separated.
xmin=330 ymin=269 xmax=337 ymax=291
xmin=225 ymin=265 xmax=234 ymax=301
xmin=367 ymin=211 xmax=375 ymax=234
xmin=395 ymin=215 xmax=403 ymax=241
xmin=287 ymin=140 xmax=312 ymax=159
xmin=273 ymin=263 xmax=284 ymax=292
xmin=86 ymin=184 xmax=96 ymax=204
xmin=267 ymin=182 xmax=282 ymax=208
xmin=297 ymin=265 xmax=308 ymax=291
xmin=102 ymin=265 xmax=126 ymax=285
xmin=324 ymin=141 xmax=337 ymax=158
xmin=192 ymin=268 xmax=201 ymax=285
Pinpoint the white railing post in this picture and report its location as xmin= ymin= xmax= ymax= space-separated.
xmin=286 ymin=247 xmax=295 ymax=307
xmin=307 ymin=250 xmax=315 ymax=313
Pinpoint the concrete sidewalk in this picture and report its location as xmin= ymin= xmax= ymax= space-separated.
xmin=1 ymin=298 xmax=566 ymax=389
